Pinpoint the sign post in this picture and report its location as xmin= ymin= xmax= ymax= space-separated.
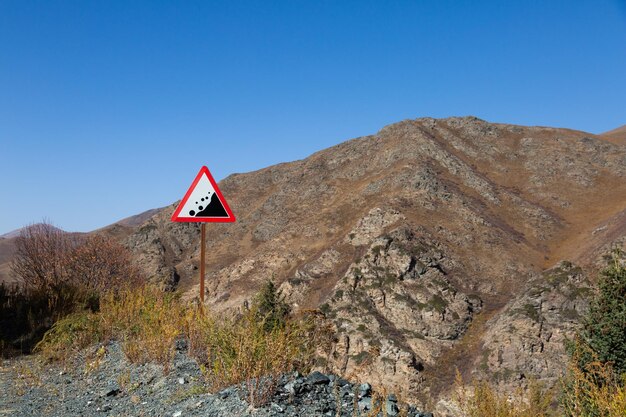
xmin=200 ymin=223 xmax=206 ymax=302
xmin=171 ymin=166 xmax=236 ymax=304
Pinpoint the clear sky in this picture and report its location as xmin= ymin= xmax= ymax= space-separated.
xmin=1 ymin=1 xmax=625 ymax=234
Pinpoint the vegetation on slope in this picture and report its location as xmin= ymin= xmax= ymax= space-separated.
xmin=454 ymin=249 xmax=626 ymax=417
xmin=35 ymin=282 xmax=329 ymax=406
xmin=560 ymin=249 xmax=626 ymax=416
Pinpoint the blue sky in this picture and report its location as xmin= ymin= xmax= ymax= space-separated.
xmin=1 ymin=1 xmax=625 ymax=234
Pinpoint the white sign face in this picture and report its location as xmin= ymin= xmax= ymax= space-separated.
xmin=171 ymin=166 xmax=235 ymax=223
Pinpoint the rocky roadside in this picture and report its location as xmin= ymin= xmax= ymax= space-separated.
xmin=0 ymin=341 xmax=433 ymax=417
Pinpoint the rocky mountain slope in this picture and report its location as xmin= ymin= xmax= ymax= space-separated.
xmin=3 ymin=116 xmax=625 ymax=409
xmin=120 ymin=116 xmax=626 ymax=408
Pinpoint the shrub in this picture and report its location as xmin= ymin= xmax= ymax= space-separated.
xmin=10 ymin=222 xmax=77 ymax=292
xmin=66 ymin=234 xmax=143 ymax=292
xmin=34 ymin=310 xmax=100 ymax=361
xmin=11 ymin=223 xmax=142 ymax=296
xmin=577 ymin=249 xmax=626 ymax=374
xmin=454 ymin=371 xmax=554 ymax=417
xmin=253 ymin=280 xmax=291 ymax=332
xmin=1 ymin=222 xmax=143 ymax=356
xmin=561 ymin=249 xmax=626 ymax=416
xmin=0 ymin=282 xmax=56 ymax=356
xmin=0 ymin=280 xmax=102 ymax=357
xmin=428 ymin=294 xmax=448 ymax=313
xmin=561 ymin=340 xmax=626 ymax=417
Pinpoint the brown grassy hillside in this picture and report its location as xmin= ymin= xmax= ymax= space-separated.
xmin=600 ymin=124 xmax=626 ymax=145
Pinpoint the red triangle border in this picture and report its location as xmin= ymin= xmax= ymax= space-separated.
xmin=171 ymin=166 xmax=236 ymax=223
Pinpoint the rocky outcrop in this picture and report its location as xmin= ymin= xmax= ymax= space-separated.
xmin=320 ymin=226 xmax=481 ymax=400
xmin=477 ymin=261 xmax=592 ymax=388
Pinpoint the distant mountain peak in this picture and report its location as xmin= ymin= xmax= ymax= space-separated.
xmin=600 ymin=124 xmax=626 ymax=145
xmin=0 ymin=223 xmax=65 ymax=239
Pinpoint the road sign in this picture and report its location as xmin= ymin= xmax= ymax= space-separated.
xmin=171 ymin=166 xmax=235 ymax=223
xmin=171 ymin=166 xmax=236 ymax=305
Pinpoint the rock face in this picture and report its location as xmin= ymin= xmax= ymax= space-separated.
xmin=478 ymin=261 xmax=593 ymax=384
xmin=57 ymin=117 xmax=626 ymax=403
xmin=322 ymin=226 xmax=482 ymax=396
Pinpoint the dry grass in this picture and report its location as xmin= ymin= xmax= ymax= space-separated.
xmin=561 ymin=342 xmax=626 ymax=417
xmin=35 ymin=285 xmax=183 ymax=365
xmin=454 ymin=361 xmax=626 ymax=417
xmin=453 ymin=370 xmax=555 ymax=417
xmin=35 ymin=284 xmax=328 ymax=406
xmin=185 ymin=305 xmax=320 ymax=406
xmin=99 ymin=286 xmax=183 ymax=369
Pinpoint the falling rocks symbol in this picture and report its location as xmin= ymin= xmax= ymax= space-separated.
xmin=192 ymin=193 xmax=228 ymax=217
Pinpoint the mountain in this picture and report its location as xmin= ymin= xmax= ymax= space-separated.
xmin=0 ymin=237 xmax=18 ymax=285
xmin=121 ymin=116 xmax=626 ymax=408
xmin=0 ymin=224 xmax=66 ymax=239
xmin=600 ymin=124 xmax=626 ymax=145
xmin=0 ymin=229 xmax=24 ymax=239
xmin=2 ymin=116 xmax=625 ymax=410
xmin=111 ymin=207 xmax=165 ymax=228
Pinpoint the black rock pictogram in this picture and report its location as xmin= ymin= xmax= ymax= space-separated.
xmin=188 ymin=192 xmax=228 ymax=217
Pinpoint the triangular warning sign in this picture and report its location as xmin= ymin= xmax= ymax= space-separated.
xmin=171 ymin=166 xmax=236 ymax=223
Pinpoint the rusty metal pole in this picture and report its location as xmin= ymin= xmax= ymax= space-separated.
xmin=200 ymin=223 xmax=206 ymax=304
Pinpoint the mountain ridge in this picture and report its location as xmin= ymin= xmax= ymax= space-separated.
xmin=600 ymin=124 xmax=626 ymax=145
xmin=2 ymin=116 xmax=625 ymax=409
xmin=116 ymin=116 xmax=625 ymax=407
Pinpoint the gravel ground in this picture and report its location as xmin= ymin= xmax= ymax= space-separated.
xmin=0 ymin=341 xmax=432 ymax=417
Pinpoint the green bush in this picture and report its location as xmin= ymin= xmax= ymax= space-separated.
xmin=578 ymin=249 xmax=626 ymax=374
xmin=561 ymin=249 xmax=626 ymax=416
xmin=254 ymin=280 xmax=291 ymax=331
